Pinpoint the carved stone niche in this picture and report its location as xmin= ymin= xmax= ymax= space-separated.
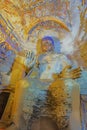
xmin=0 ymin=88 xmax=14 ymax=128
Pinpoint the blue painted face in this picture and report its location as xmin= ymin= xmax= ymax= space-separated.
xmin=41 ymin=36 xmax=54 ymax=52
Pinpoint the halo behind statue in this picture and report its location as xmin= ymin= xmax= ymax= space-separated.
xmin=23 ymin=16 xmax=70 ymax=53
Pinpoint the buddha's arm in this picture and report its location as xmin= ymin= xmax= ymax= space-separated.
xmin=11 ymin=52 xmax=36 ymax=127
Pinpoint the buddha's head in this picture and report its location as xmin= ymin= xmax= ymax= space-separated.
xmin=41 ymin=36 xmax=54 ymax=53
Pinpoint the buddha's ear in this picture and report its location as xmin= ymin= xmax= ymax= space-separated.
xmin=36 ymin=39 xmax=42 ymax=55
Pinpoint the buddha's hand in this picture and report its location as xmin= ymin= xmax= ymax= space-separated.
xmin=60 ymin=65 xmax=82 ymax=79
xmin=24 ymin=51 xmax=36 ymax=68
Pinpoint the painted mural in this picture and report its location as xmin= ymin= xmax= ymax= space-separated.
xmin=0 ymin=0 xmax=87 ymax=130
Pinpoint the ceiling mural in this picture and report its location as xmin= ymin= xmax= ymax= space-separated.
xmin=0 ymin=0 xmax=87 ymax=61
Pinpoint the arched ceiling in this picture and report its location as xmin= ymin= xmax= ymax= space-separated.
xmin=0 ymin=0 xmax=87 ymax=64
xmin=0 ymin=0 xmax=71 ymax=41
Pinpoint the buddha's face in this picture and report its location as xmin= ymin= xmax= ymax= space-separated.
xmin=41 ymin=39 xmax=54 ymax=52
